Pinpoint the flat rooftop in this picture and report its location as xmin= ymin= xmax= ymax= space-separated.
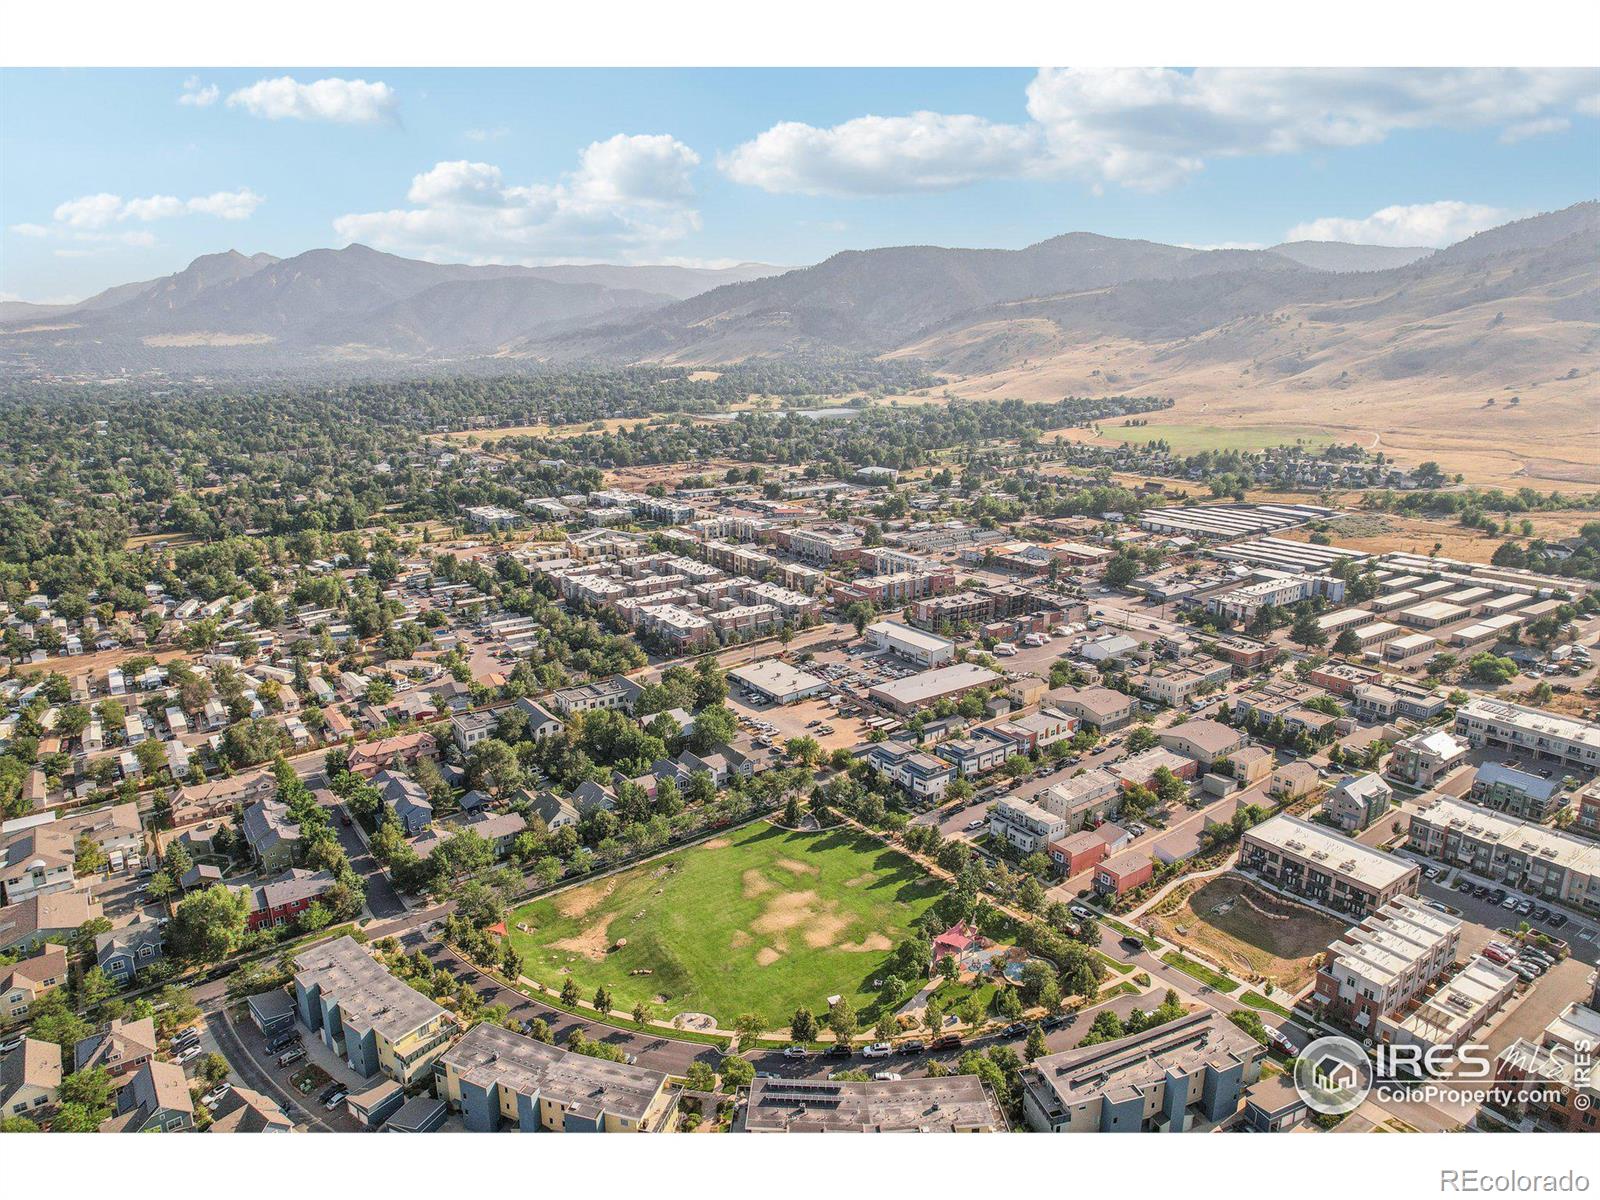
xmin=292 ymin=936 xmax=447 ymax=1043
xmin=1411 ymin=794 xmax=1600 ymax=877
xmin=729 ymin=659 xmax=827 ymax=698
xmin=744 ymin=1074 xmax=1004 ymax=1132
xmin=869 ymin=662 xmax=1000 ymax=706
xmin=1022 ymin=1011 xmax=1259 ymax=1113
xmin=1243 ymin=814 xmax=1418 ymax=890
xmin=442 ymin=1022 xmax=668 ymax=1123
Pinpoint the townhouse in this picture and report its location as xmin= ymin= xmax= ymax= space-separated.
xmin=1311 ymin=896 xmax=1462 ymax=1032
xmin=1406 ymin=794 xmax=1600 ymax=912
xmin=94 ymin=916 xmax=165 ymax=984
xmin=1039 ymin=768 xmax=1123 ymax=831
xmin=1 ymin=1037 xmax=61 ymax=1122
xmin=1157 ymin=720 xmax=1245 ymax=767
xmin=99 ymin=1059 xmax=194 ymax=1132
xmin=935 ymin=728 xmax=1016 ymax=777
xmin=1454 ymin=699 xmax=1600 ymax=774
xmin=1239 ymin=815 xmax=1420 ymax=917
xmin=865 ymin=741 xmax=957 ymax=803
xmin=990 ymin=797 xmax=1069 ymax=854
xmin=1322 ymin=773 xmax=1395 ymax=834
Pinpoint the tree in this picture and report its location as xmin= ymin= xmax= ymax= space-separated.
xmin=560 ymin=978 xmax=580 ymax=1007
xmin=1467 ymin=653 xmax=1518 ymax=685
xmin=169 ymin=884 xmax=250 ymax=963
xmin=593 ymin=985 xmax=613 ymax=1015
xmin=1103 ymin=553 xmax=1140 ymax=590
xmin=1290 ymin=611 xmax=1327 ymax=650
xmin=875 ymin=1011 xmax=898 ymax=1040
xmin=1332 ymin=628 xmax=1361 ymax=657
xmin=197 ymin=1052 xmax=230 ymax=1088
xmin=718 ymin=1054 xmax=754 ymax=1091
xmin=685 ymin=1061 xmax=717 ymax=1092
xmin=826 ymin=997 xmax=857 ymax=1044
xmin=790 ymin=1007 xmax=818 ymax=1043
xmin=1025 ymin=1023 xmax=1049 ymax=1062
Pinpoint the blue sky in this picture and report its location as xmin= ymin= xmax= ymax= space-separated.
xmin=2 ymin=67 xmax=1596 ymax=301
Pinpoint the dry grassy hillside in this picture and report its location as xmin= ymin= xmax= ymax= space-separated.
xmin=892 ymin=248 xmax=1597 ymax=490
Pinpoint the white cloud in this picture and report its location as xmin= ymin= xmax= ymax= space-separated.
xmin=18 ymin=188 xmax=262 ymax=250
xmin=334 ymin=134 xmax=703 ymax=263
xmin=53 ymin=189 xmax=263 ymax=228
xmin=1284 ymin=201 xmax=1515 ymax=248
xmin=724 ymin=68 xmax=1599 ymax=195
xmin=178 ymin=77 xmax=219 ymax=108
xmin=226 ymin=76 xmax=397 ymax=124
xmin=1499 ymin=116 xmax=1571 ymax=143
xmin=721 ymin=111 xmax=1040 ymax=195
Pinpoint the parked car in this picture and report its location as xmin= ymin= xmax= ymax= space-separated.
xmin=873 ymin=1071 xmax=903 ymax=1082
xmin=276 ymin=1048 xmax=306 ymax=1067
xmin=863 ymin=1042 xmax=894 ymax=1059
xmin=0 ymin=1036 xmax=23 ymax=1054
xmin=201 ymin=1083 xmax=231 ymax=1107
xmin=266 ymin=1033 xmax=302 ymax=1055
xmin=929 ymin=1035 xmax=963 ymax=1051
xmin=1120 ymin=935 xmax=1146 ymax=954
xmin=1501 ymin=895 xmax=1520 ymax=911
xmin=172 ymin=1044 xmax=202 ymax=1065
xmin=1481 ymin=947 xmax=1512 ymax=965
xmin=899 ymin=1039 xmax=925 ymax=1054
xmin=1549 ymin=913 xmax=1569 ymax=929
xmin=826 ymin=1043 xmax=852 ymax=1058
xmin=323 ymin=1088 xmax=348 ymax=1111
xmin=783 ymin=1045 xmax=809 ymax=1059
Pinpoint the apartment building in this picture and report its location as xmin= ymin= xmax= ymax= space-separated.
xmin=866 ymin=741 xmax=957 ymax=803
xmin=550 ymin=675 xmax=644 ymax=716
xmin=292 ymin=937 xmax=455 ymax=1085
xmin=1040 ymin=768 xmax=1122 ymax=831
xmin=1020 ymin=1011 xmax=1264 ymax=1132
xmin=935 ymin=728 xmax=1016 ymax=777
xmin=1388 ymin=729 xmax=1471 ymax=788
xmin=1239 ymin=815 xmax=1420 ymax=917
xmin=1311 ymin=896 xmax=1462 ymax=1032
xmin=1049 ymin=685 xmax=1138 ymax=731
xmin=990 ymin=797 xmax=1069 ymax=853
xmin=1454 ymin=699 xmax=1600 ymax=774
xmin=1406 ymin=794 xmax=1600 ymax=912
xmin=438 ymin=1022 xmax=677 ymax=1133
xmin=742 ymin=1074 xmax=1005 ymax=1132
xmin=1206 ymin=574 xmax=1317 ymax=624
xmin=1139 ymin=657 xmax=1233 ymax=707
xmin=1322 ymin=773 xmax=1394 ymax=834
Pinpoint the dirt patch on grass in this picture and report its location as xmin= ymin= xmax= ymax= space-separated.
xmin=842 ymin=872 xmax=876 ymax=888
xmin=755 ymin=947 xmax=784 ymax=966
xmin=551 ymin=917 xmax=614 ymax=961
xmin=775 ymin=858 xmax=817 ymax=876
xmin=749 ymin=889 xmax=854 ymax=950
xmin=839 ymin=932 xmax=893 ymax=953
xmin=742 ymin=870 xmax=775 ymax=899
xmin=730 ymin=930 xmax=752 ymax=949
xmin=556 ymin=879 xmax=617 ymax=919
xmin=702 ymin=838 xmax=731 ymax=850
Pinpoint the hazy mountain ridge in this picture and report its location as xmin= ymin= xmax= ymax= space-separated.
xmin=0 ymin=203 xmax=1592 ymax=393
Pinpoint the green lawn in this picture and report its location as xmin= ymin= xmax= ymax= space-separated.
xmin=1099 ymin=422 xmax=1333 ymax=453
xmin=1161 ymin=950 xmax=1242 ymax=993
xmin=1238 ymin=990 xmax=1294 ymax=1018
xmin=506 ymin=822 xmax=944 ymax=1028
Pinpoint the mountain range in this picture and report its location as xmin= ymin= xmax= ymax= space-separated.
xmin=1 ymin=204 xmax=1593 ymax=406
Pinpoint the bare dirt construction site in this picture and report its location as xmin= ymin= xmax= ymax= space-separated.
xmin=1143 ymin=874 xmax=1348 ymax=994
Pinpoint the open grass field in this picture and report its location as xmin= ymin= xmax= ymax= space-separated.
xmin=506 ymin=821 xmax=943 ymax=1028
xmin=1144 ymin=875 xmax=1347 ymax=993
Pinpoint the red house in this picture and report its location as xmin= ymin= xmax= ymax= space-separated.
xmin=1048 ymin=830 xmax=1109 ymax=878
xmin=1093 ymin=851 xmax=1155 ymax=896
xmin=243 ymin=869 xmax=337 ymax=931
